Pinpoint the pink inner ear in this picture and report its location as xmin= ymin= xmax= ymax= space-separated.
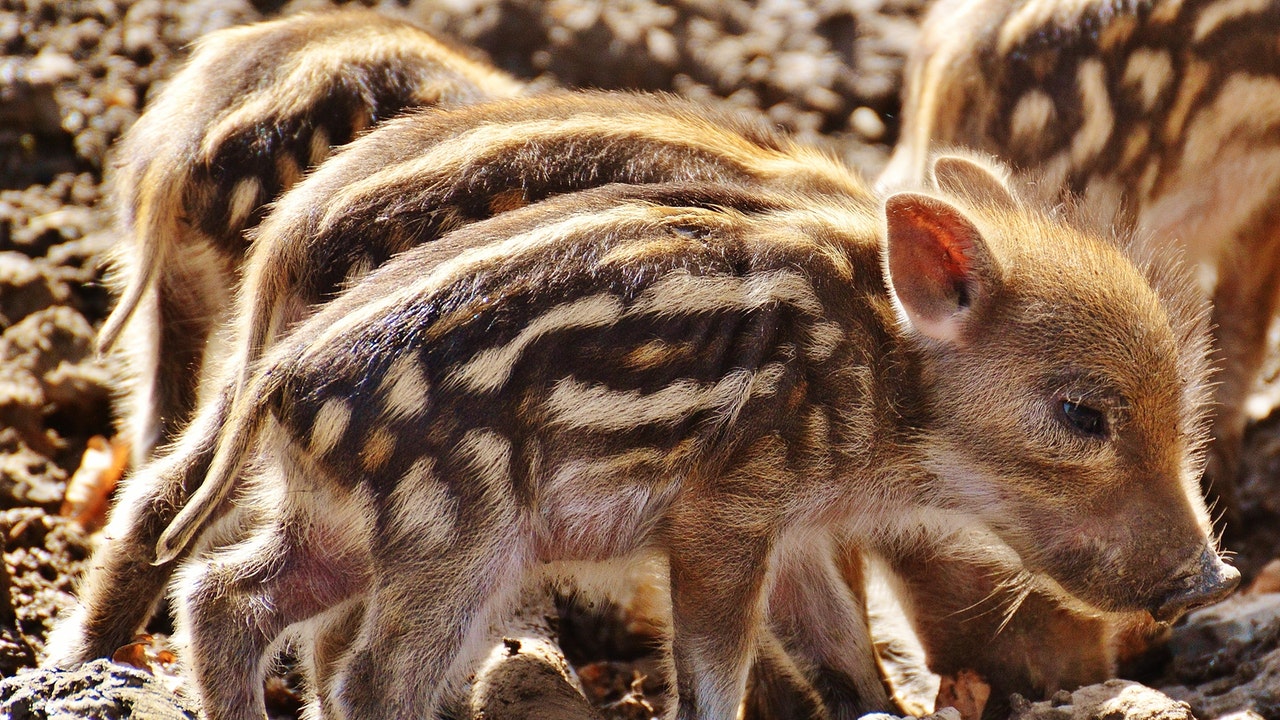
xmin=933 ymin=218 xmax=972 ymax=281
xmin=903 ymin=204 xmax=973 ymax=287
xmin=885 ymin=192 xmax=990 ymax=339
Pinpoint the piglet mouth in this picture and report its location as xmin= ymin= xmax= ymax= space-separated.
xmin=1146 ymin=546 xmax=1240 ymax=624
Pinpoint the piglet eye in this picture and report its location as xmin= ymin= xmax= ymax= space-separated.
xmin=1060 ymin=400 xmax=1108 ymax=438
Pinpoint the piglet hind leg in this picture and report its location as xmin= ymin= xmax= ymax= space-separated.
xmin=177 ymin=506 xmax=368 ymax=720
xmin=43 ymin=393 xmax=230 ymax=666
xmin=42 ymin=459 xmax=190 ymax=664
xmin=743 ymin=631 xmax=828 ymax=720
xmin=298 ymin=598 xmax=367 ymax=720
xmin=333 ymin=530 xmax=530 ymax=718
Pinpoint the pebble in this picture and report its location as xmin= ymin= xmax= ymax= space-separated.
xmin=851 ymin=105 xmax=887 ymax=141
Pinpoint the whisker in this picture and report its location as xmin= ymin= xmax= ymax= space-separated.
xmin=994 ymin=579 xmax=1035 ymax=636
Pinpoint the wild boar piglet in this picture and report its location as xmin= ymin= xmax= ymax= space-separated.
xmin=882 ymin=0 xmax=1280 ymax=521
xmin=98 ymin=8 xmax=522 ymax=464
xmin=45 ymin=10 xmax=524 ymax=668
xmin=168 ymin=162 xmax=1236 ymax=720
xmin=50 ymin=89 xmax=872 ymax=670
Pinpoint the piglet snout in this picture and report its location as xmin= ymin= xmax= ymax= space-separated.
xmin=1148 ymin=546 xmax=1240 ymax=624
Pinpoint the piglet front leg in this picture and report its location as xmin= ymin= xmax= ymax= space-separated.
xmin=665 ymin=505 xmax=773 ymax=720
xmin=768 ymin=538 xmax=893 ymax=718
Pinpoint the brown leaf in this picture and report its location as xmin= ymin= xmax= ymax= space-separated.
xmin=111 ymin=634 xmax=155 ymax=671
xmin=110 ymin=632 xmax=180 ymax=674
xmin=61 ymin=435 xmax=129 ymax=530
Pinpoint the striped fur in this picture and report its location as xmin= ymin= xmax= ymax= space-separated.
xmin=55 ymin=87 xmax=878 ymax=674
xmin=229 ymin=90 xmax=866 ymax=390
xmin=142 ymin=89 xmax=870 ymax=544
xmin=58 ymin=15 xmax=1237 ymax=714
xmin=50 ymin=10 xmax=525 ymax=672
xmin=97 ymin=9 xmax=524 ymax=464
xmin=880 ymin=0 xmax=1279 ymax=700
xmin=164 ymin=170 xmax=1230 ymax=719
xmin=882 ymin=0 xmax=1280 ymax=523
xmin=150 ymin=92 xmax=879 ymax=709
xmin=63 ymin=80 xmax=918 ymax=717
xmin=139 ymin=102 xmax=880 ymax=716
xmin=74 ymin=87 xmax=875 ymax=658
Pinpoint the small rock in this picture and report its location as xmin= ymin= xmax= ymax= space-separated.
xmin=0 ymin=659 xmax=200 ymax=720
xmin=771 ymin=51 xmax=825 ymax=93
xmin=936 ymin=669 xmax=991 ymax=720
xmin=645 ymin=27 xmax=679 ymax=66
xmin=2 ymin=508 xmax=92 ymax=658
xmin=1167 ymin=592 xmax=1280 ymax=668
xmin=856 ymin=707 xmax=961 ymax=720
xmin=0 ymin=553 xmax=37 ymax=674
xmin=0 ymin=440 xmax=67 ymax=509
xmin=0 ymin=254 xmax=69 ymax=328
xmin=1215 ymin=712 xmax=1267 ymax=720
xmin=23 ymin=51 xmax=78 ymax=86
xmin=804 ymin=84 xmax=845 ymax=113
xmin=1162 ymin=658 xmax=1280 ymax=720
xmin=1009 ymin=680 xmax=1193 ymax=720
xmin=851 ymin=105 xmax=887 ymax=141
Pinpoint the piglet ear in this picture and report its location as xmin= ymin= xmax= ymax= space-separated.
xmin=930 ymin=154 xmax=1019 ymax=211
xmin=883 ymin=192 xmax=998 ymax=343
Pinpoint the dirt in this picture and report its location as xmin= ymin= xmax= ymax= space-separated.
xmin=1008 ymin=681 xmax=1198 ymax=720
xmin=0 ymin=0 xmax=1276 ymax=718
xmin=0 ymin=658 xmax=200 ymax=720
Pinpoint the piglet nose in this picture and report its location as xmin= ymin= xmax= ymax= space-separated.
xmin=1149 ymin=546 xmax=1240 ymax=624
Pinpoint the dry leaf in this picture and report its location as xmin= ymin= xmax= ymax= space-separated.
xmin=111 ymin=633 xmax=180 ymax=672
xmin=112 ymin=634 xmax=153 ymax=670
xmin=61 ymin=435 xmax=130 ymax=530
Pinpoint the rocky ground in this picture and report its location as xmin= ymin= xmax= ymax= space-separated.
xmin=0 ymin=0 xmax=1276 ymax=718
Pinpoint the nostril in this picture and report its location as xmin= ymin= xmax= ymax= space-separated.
xmin=1149 ymin=550 xmax=1241 ymax=624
